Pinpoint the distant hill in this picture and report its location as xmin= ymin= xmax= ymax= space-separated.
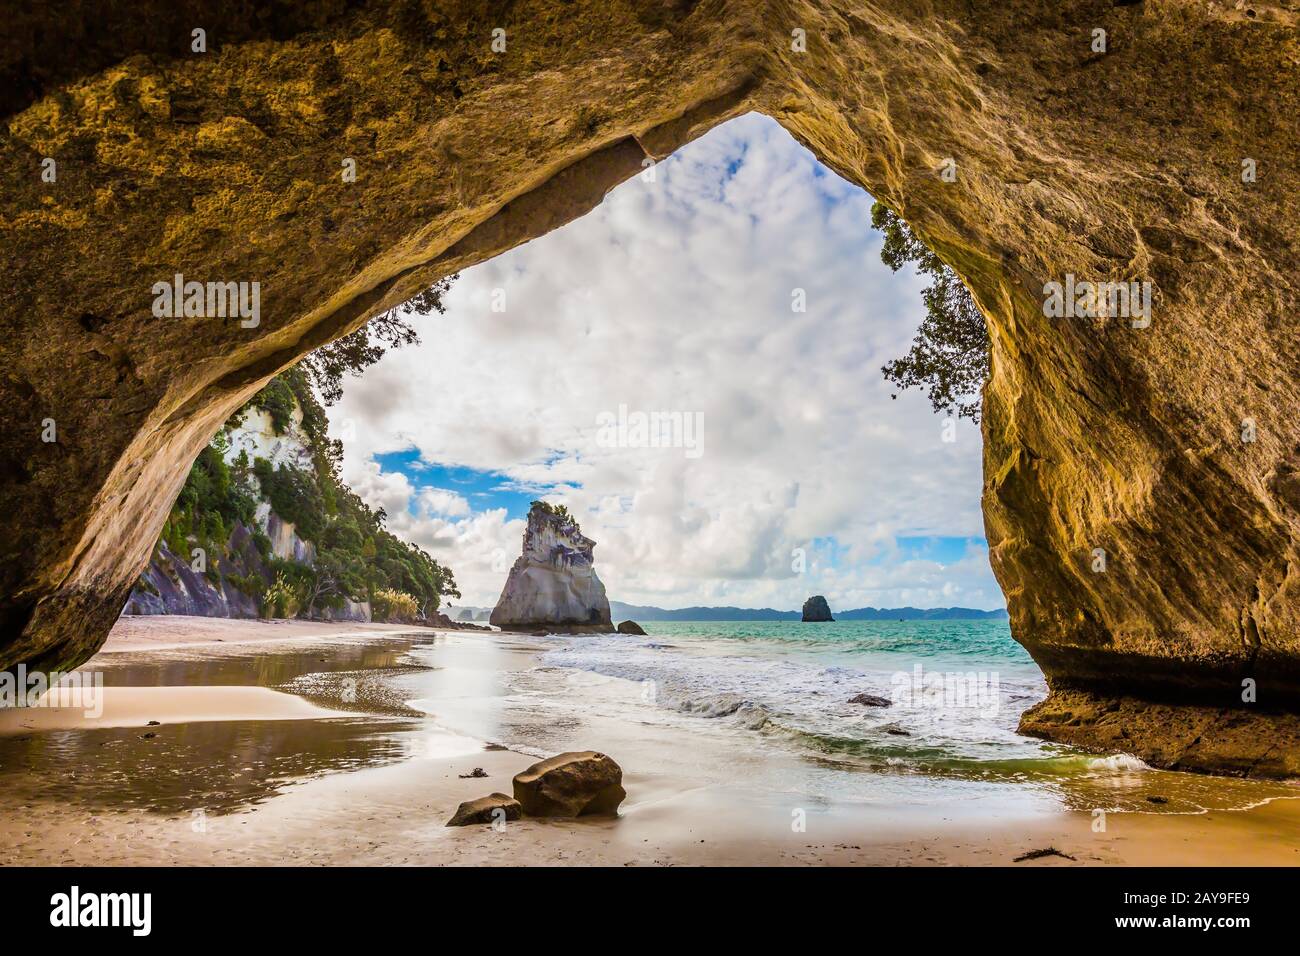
xmin=608 ymin=601 xmax=1007 ymax=622
xmin=446 ymin=605 xmax=494 ymax=623
xmin=837 ymin=606 xmax=1009 ymax=621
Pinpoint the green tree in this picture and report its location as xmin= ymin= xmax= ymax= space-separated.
xmin=250 ymin=376 xmax=297 ymax=434
xmin=872 ymin=202 xmax=989 ymax=423
xmin=299 ymin=275 xmax=457 ymax=405
xmin=532 ymin=500 xmax=571 ymax=521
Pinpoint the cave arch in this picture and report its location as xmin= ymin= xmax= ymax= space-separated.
xmin=2 ymin=1 xmax=1299 ymax=774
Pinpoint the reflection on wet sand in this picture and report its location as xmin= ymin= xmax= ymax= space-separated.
xmin=96 ymin=636 xmax=435 ymax=702
xmin=0 ymin=716 xmax=421 ymax=814
xmin=3 ymin=623 xmax=1299 ymax=867
xmin=0 ymin=635 xmax=448 ymax=816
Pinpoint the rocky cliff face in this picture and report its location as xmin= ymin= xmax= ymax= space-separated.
xmin=3 ymin=2 xmax=1299 ymax=775
xmin=125 ymin=526 xmax=262 ymax=619
xmin=491 ymin=504 xmax=611 ymax=632
xmin=123 ymin=390 xmax=371 ymax=623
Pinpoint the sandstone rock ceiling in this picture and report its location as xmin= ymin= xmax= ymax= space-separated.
xmin=1 ymin=1 xmax=1298 ymax=774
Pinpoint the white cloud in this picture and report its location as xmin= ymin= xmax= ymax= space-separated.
xmin=341 ymin=458 xmax=414 ymax=520
xmin=414 ymin=487 xmax=470 ymax=518
xmin=329 ymin=113 xmax=999 ymax=611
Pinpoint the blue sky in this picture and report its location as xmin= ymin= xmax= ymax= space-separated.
xmin=329 ymin=113 xmax=1001 ymax=611
xmin=374 ymin=451 xmax=541 ymax=518
xmin=377 ymin=447 xmax=988 ymax=585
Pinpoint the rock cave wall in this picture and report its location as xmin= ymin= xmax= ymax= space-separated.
xmin=2 ymin=0 xmax=1299 ymax=774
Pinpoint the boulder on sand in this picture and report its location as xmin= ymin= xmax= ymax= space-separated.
xmin=445 ymin=793 xmax=522 ymax=827
xmin=512 ymin=751 xmax=626 ymax=817
xmin=616 ymin=620 xmax=646 ymax=635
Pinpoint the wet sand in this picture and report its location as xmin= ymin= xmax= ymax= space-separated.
xmin=0 ymin=685 xmax=346 ymax=734
xmin=102 ymin=614 xmax=429 ymax=652
xmin=1 ymin=616 xmax=1298 ymax=867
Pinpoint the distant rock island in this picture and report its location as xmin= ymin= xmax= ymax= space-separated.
xmin=801 ymin=595 xmax=834 ymax=622
xmin=445 ymin=604 xmax=493 ymax=623
xmin=491 ymin=501 xmax=612 ymax=632
xmin=608 ymin=601 xmax=1007 ymax=622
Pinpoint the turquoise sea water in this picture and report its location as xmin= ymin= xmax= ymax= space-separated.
xmin=542 ymin=619 xmax=1045 ymax=771
xmin=513 ymin=619 xmax=1299 ymax=813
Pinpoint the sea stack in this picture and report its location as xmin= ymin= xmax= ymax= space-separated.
xmin=802 ymin=595 xmax=834 ymax=622
xmin=490 ymin=501 xmax=612 ymax=632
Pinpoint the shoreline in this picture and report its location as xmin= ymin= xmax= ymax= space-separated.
xmin=101 ymin=614 xmax=442 ymax=654
xmin=1 ymin=616 xmax=1298 ymax=866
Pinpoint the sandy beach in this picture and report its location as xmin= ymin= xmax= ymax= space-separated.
xmin=2 ymin=615 xmax=1298 ymax=867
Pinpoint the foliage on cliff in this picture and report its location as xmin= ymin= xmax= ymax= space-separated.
xmin=531 ymin=499 xmax=572 ymax=521
xmin=161 ymin=434 xmax=260 ymax=575
xmin=157 ymin=366 xmax=459 ymax=619
xmin=298 ymin=276 xmax=456 ymax=405
xmin=872 ymin=202 xmax=989 ymax=423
